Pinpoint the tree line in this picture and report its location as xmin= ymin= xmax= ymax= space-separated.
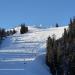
xmin=0 ymin=28 xmax=6 ymax=43
xmin=0 ymin=28 xmax=16 ymax=44
xmin=0 ymin=24 xmax=28 ymax=44
xmin=46 ymin=17 xmax=75 ymax=75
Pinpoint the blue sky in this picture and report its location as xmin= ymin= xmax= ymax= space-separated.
xmin=0 ymin=0 xmax=75 ymax=28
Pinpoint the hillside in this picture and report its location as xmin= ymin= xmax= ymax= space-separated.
xmin=0 ymin=26 xmax=67 ymax=75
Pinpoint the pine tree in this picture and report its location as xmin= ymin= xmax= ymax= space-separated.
xmin=56 ymin=23 xmax=59 ymax=27
xmin=20 ymin=24 xmax=28 ymax=34
xmin=69 ymin=17 xmax=75 ymax=38
xmin=0 ymin=28 xmax=6 ymax=44
xmin=63 ymin=28 xmax=68 ymax=43
xmin=1 ymin=28 xmax=6 ymax=37
xmin=46 ymin=36 xmax=53 ymax=65
xmin=6 ymin=31 xmax=10 ymax=36
xmin=12 ymin=29 xmax=16 ymax=34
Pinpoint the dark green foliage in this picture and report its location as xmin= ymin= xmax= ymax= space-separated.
xmin=20 ymin=24 xmax=28 ymax=34
xmin=6 ymin=29 xmax=16 ymax=36
xmin=63 ymin=28 xmax=68 ymax=43
xmin=69 ymin=17 xmax=75 ymax=38
xmin=46 ymin=35 xmax=58 ymax=75
xmin=6 ymin=31 xmax=10 ymax=36
xmin=0 ymin=27 xmax=16 ymax=44
xmin=46 ymin=36 xmax=53 ymax=66
xmin=13 ymin=29 xmax=16 ymax=34
xmin=56 ymin=23 xmax=59 ymax=27
xmin=0 ymin=28 xmax=6 ymax=44
xmin=0 ymin=28 xmax=6 ymax=39
xmin=1 ymin=29 xmax=6 ymax=37
xmin=46 ymin=17 xmax=75 ymax=75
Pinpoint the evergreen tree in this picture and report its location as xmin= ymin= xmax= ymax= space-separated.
xmin=0 ymin=28 xmax=6 ymax=44
xmin=63 ymin=28 xmax=68 ymax=43
xmin=20 ymin=24 xmax=28 ymax=34
xmin=46 ymin=36 xmax=53 ymax=65
xmin=46 ymin=17 xmax=75 ymax=75
xmin=12 ymin=29 xmax=16 ymax=34
xmin=56 ymin=23 xmax=59 ymax=27
xmin=69 ymin=17 xmax=75 ymax=38
xmin=6 ymin=31 xmax=10 ymax=36
xmin=1 ymin=28 xmax=6 ymax=37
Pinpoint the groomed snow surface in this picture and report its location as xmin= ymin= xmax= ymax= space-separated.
xmin=0 ymin=26 xmax=68 ymax=75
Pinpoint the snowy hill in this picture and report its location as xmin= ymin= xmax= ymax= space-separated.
xmin=0 ymin=26 xmax=68 ymax=75
xmin=0 ymin=26 xmax=68 ymax=50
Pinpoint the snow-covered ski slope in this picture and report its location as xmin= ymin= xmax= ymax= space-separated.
xmin=0 ymin=26 xmax=68 ymax=75
xmin=0 ymin=26 xmax=68 ymax=49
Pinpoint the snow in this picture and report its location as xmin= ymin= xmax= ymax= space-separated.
xmin=0 ymin=54 xmax=51 ymax=75
xmin=0 ymin=26 xmax=68 ymax=75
